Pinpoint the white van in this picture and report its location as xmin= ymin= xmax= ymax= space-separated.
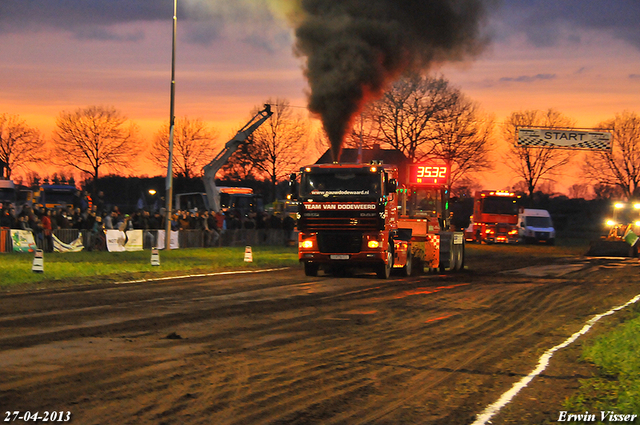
xmin=518 ymin=208 xmax=555 ymax=245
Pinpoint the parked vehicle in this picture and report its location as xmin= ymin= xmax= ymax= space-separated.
xmin=587 ymin=201 xmax=640 ymax=257
xmin=0 ymin=179 xmax=17 ymax=209
xmin=35 ymin=184 xmax=77 ymax=210
xmin=465 ymin=190 xmax=520 ymax=243
xmin=518 ymin=208 xmax=555 ymax=244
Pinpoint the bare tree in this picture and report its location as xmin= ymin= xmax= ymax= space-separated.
xmin=219 ymin=139 xmax=262 ymax=181
xmin=0 ymin=113 xmax=44 ymax=179
xmin=344 ymin=103 xmax=382 ymax=152
xmin=371 ymin=73 xmax=460 ymax=161
xmin=568 ymin=183 xmax=591 ymax=199
xmin=583 ymin=111 xmax=640 ymax=200
xmin=502 ymin=109 xmax=574 ymax=200
xmin=150 ymin=117 xmax=219 ymax=178
xmin=427 ymin=98 xmax=494 ymax=190
xmin=246 ymin=99 xmax=308 ymax=200
xmin=52 ymin=106 xmax=140 ymax=194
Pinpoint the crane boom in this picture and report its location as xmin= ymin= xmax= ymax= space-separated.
xmin=202 ymin=104 xmax=273 ymax=212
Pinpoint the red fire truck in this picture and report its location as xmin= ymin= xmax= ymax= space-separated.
xmin=465 ymin=190 xmax=520 ymax=243
xmin=292 ymin=160 xmax=464 ymax=278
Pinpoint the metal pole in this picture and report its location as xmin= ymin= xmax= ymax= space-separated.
xmin=165 ymin=0 xmax=177 ymax=250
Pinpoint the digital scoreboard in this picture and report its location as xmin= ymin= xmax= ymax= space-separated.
xmin=408 ymin=163 xmax=449 ymax=186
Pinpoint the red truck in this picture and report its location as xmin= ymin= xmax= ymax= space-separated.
xmin=465 ymin=190 xmax=520 ymax=243
xmin=293 ymin=163 xmax=411 ymax=278
xmin=292 ymin=160 xmax=465 ymax=277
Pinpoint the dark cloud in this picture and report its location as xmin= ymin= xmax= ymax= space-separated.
xmin=0 ymin=0 xmax=288 ymax=48
xmin=0 ymin=1 xmax=170 ymax=30
xmin=497 ymin=0 xmax=640 ymax=50
xmin=499 ymin=73 xmax=556 ymax=83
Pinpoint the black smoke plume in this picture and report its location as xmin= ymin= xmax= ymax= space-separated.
xmin=291 ymin=0 xmax=490 ymax=162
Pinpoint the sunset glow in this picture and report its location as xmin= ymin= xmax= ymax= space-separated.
xmin=1 ymin=1 xmax=639 ymax=194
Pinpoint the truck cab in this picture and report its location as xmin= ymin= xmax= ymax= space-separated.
xmin=468 ymin=190 xmax=520 ymax=243
xmin=0 ymin=179 xmax=17 ymax=210
xmin=294 ymin=163 xmax=410 ymax=278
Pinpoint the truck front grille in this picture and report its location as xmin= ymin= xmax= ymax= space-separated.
xmin=317 ymin=232 xmax=362 ymax=254
xmin=303 ymin=217 xmax=378 ymax=232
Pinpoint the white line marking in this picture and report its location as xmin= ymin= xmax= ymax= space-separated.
xmin=472 ymin=293 xmax=640 ymax=425
xmin=115 ymin=267 xmax=291 ymax=285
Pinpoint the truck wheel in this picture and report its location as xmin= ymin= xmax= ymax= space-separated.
xmin=454 ymin=245 xmax=464 ymax=271
xmin=377 ymin=251 xmax=392 ymax=279
xmin=440 ymin=248 xmax=455 ymax=272
xmin=304 ymin=262 xmax=318 ymax=277
xmin=402 ymin=253 xmax=412 ymax=277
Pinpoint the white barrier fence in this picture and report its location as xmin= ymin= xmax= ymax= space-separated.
xmin=0 ymin=228 xmax=295 ymax=253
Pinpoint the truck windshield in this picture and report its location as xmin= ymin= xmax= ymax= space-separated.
xmin=526 ymin=216 xmax=552 ymax=228
xmin=0 ymin=188 xmax=17 ymax=203
xmin=410 ymin=188 xmax=441 ymax=217
xmin=42 ymin=189 xmax=75 ymax=205
xmin=301 ymin=171 xmax=381 ymax=198
xmin=482 ymin=197 xmax=518 ymax=215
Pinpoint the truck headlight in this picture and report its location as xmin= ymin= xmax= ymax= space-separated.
xmin=300 ymin=240 xmax=313 ymax=249
xmin=606 ymin=219 xmax=616 ymax=226
xmin=368 ymin=240 xmax=380 ymax=249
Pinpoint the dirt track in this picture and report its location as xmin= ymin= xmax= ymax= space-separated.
xmin=1 ymin=252 xmax=639 ymax=425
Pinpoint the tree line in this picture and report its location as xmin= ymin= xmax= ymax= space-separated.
xmin=1 ymin=73 xmax=639 ymax=202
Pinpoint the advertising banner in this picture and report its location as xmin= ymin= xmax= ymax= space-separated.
xmin=124 ymin=230 xmax=143 ymax=251
xmin=53 ymin=233 xmax=84 ymax=252
xmin=10 ymin=230 xmax=37 ymax=253
xmin=106 ymin=230 xmax=144 ymax=252
xmin=156 ymin=230 xmax=180 ymax=250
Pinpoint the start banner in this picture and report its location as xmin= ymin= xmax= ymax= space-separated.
xmin=517 ymin=128 xmax=612 ymax=150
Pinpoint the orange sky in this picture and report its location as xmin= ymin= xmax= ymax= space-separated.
xmin=1 ymin=1 xmax=639 ymax=196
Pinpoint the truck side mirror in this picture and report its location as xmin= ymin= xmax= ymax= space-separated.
xmin=386 ymin=178 xmax=397 ymax=195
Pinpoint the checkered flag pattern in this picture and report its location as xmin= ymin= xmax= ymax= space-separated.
xmin=517 ymin=128 xmax=612 ymax=151
xmin=426 ymin=234 xmax=440 ymax=250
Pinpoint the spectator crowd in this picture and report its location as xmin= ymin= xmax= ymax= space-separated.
xmin=1 ymin=190 xmax=296 ymax=252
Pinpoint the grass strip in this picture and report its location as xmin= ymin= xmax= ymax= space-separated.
xmin=565 ymin=304 xmax=640 ymax=415
xmin=0 ymin=246 xmax=300 ymax=291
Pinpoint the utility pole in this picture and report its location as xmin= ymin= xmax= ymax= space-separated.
xmin=165 ymin=0 xmax=177 ymax=250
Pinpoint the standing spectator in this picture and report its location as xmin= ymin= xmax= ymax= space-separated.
xmin=104 ymin=210 xmax=117 ymax=230
xmin=1 ymin=205 xmax=14 ymax=228
xmin=90 ymin=215 xmax=105 ymax=251
xmin=41 ymin=209 xmax=53 ymax=252
xmin=72 ymin=207 xmax=84 ymax=230
xmin=73 ymin=190 xmax=82 ymax=210
xmin=94 ymin=191 xmax=106 ymax=215
xmin=81 ymin=191 xmax=91 ymax=212
xmin=283 ymin=214 xmax=295 ymax=245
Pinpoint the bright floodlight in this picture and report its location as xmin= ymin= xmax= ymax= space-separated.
xmin=606 ymin=219 xmax=616 ymax=226
xmin=614 ymin=203 xmax=624 ymax=209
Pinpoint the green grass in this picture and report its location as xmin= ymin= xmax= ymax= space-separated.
xmin=565 ymin=304 xmax=640 ymax=416
xmin=0 ymin=246 xmax=300 ymax=291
